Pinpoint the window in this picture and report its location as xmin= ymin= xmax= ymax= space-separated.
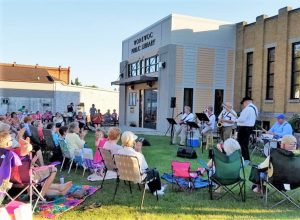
xmin=291 ymin=42 xmax=300 ymax=99
xmin=128 ymin=55 xmax=159 ymax=78
xmin=266 ymin=47 xmax=275 ymax=100
xmin=183 ymin=88 xmax=193 ymax=112
xmin=145 ymin=55 xmax=159 ymax=74
xmin=128 ymin=92 xmax=137 ymax=106
xmin=214 ymin=89 xmax=224 ymax=118
xmin=245 ymin=52 xmax=253 ymax=97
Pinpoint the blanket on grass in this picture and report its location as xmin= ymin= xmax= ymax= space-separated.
xmin=161 ymin=173 xmax=210 ymax=188
xmin=35 ymin=184 xmax=100 ymax=219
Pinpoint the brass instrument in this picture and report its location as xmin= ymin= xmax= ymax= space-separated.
xmin=222 ymin=103 xmax=238 ymax=119
xmin=217 ymin=103 xmax=238 ymax=128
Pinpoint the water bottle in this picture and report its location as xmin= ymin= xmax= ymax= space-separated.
xmin=60 ymin=174 xmax=64 ymax=184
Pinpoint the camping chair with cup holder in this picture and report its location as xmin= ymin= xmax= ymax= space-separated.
xmin=199 ymin=147 xmax=246 ymax=201
xmin=261 ymin=148 xmax=300 ymax=208
xmin=171 ymin=161 xmax=198 ymax=191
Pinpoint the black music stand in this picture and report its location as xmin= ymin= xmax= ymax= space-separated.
xmin=165 ymin=118 xmax=177 ymax=144
xmin=186 ymin=121 xmax=199 ymax=147
xmin=196 ymin=113 xmax=209 ymax=153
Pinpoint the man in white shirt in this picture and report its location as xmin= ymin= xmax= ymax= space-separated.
xmin=172 ymin=106 xmax=195 ymax=146
xmin=236 ymin=97 xmax=258 ymax=164
xmin=218 ymin=102 xmax=237 ymax=142
xmin=200 ymin=106 xmax=216 ymax=145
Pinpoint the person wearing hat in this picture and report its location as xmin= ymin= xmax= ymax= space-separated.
xmin=266 ymin=114 xmax=293 ymax=138
xmin=117 ymin=131 xmax=167 ymax=196
xmin=235 ymin=96 xmax=258 ymax=165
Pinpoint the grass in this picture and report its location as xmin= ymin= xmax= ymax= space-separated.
xmin=35 ymin=133 xmax=300 ymax=220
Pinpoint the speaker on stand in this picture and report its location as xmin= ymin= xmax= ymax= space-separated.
xmin=165 ymin=97 xmax=176 ymax=144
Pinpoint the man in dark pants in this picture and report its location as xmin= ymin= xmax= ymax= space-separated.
xmin=236 ymin=97 xmax=258 ymax=166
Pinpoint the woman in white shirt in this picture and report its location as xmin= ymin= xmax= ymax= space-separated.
xmin=117 ymin=131 xmax=166 ymax=196
xmin=65 ymin=122 xmax=87 ymax=157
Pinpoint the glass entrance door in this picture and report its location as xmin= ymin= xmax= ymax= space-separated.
xmin=144 ymin=89 xmax=157 ymax=129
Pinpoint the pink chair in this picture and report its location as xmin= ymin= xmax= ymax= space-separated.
xmin=171 ymin=161 xmax=198 ymax=191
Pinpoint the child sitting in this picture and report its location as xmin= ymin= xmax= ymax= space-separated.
xmin=93 ymin=128 xmax=108 ymax=163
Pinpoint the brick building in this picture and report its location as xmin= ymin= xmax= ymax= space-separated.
xmin=235 ymin=6 xmax=300 ymax=127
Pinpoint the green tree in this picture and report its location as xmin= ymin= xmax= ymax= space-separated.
xmin=74 ymin=77 xmax=82 ymax=86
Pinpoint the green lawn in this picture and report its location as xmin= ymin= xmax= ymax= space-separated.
xmin=36 ymin=133 xmax=300 ymax=220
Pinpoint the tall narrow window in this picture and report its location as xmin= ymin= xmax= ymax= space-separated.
xmin=291 ymin=42 xmax=300 ymax=99
xmin=266 ymin=47 xmax=275 ymax=100
xmin=183 ymin=88 xmax=193 ymax=112
xmin=245 ymin=52 xmax=253 ymax=97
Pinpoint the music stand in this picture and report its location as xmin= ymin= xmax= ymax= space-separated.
xmin=166 ymin=118 xmax=177 ymax=144
xmin=186 ymin=121 xmax=199 ymax=147
xmin=196 ymin=113 xmax=209 ymax=153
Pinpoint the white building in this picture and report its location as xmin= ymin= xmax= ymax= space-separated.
xmin=0 ymin=63 xmax=119 ymax=115
xmin=113 ymin=14 xmax=236 ymax=133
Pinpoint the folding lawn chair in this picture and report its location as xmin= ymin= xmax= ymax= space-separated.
xmin=113 ymin=154 xmax=159 ymax=209
xmin=99 ymin=148 xmax=117 ymax=189
xmin=9 ymin=155 xmax=50 ymax=211
xmin=29 ymin=125 xmax=41 ymax=146
xmin=199 ymin=148 xmax=246 ymax=201
xmin=262 ymin=148 xmax=300 ymax=208
xmin=82 ymin=148 xmax=103 ymax=177
xmin=42 ymin=129 xmax=57 ymax=161
xmin=0 ymin=149 xmax=20 ymax=205
xmin=58 ymin=139 xmax=74 ymax=173
xmin=74 ymin=149 xmax=84 ymax=174
xmin=171 ymin=161 xmax=198 ymax=191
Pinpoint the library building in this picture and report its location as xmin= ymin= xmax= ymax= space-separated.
xmin=112 ymin=14 xmax=236 ymax=133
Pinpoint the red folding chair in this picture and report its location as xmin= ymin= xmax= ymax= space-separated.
xmin=171 ymin=161 xmax=198 ymax=191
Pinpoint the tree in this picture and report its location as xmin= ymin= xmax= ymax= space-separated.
xmin=74 ymin=77 xmax=82 ymax=86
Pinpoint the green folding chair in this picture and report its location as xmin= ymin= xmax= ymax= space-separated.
xmin=263 ymin=148 xmax=300 ymax=208
xmin=202 ymin=148 xmax=246 ymax=201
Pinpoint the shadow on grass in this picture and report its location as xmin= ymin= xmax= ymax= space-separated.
xmin=58 ymin=133 xmax=300 ymax=219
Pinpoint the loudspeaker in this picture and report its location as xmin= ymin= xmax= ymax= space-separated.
xmin=176 ymin=147 xmax=197 ymax=159
xmin=170 ymin=97 xmax=176 ymax=108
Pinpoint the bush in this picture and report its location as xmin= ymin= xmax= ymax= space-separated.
xmin=288 ymin=114 xmax=300 ymax=133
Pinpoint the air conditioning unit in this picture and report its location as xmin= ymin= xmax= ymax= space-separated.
xmin=2 ymin=98 xmax=9 ymax=104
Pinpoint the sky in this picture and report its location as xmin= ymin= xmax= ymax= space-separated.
xmin=1 ymin=0 xmax=300 ymax=89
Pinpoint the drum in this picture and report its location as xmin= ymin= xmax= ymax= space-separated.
xmin=263 ymin=139 xmax=279 ymax=157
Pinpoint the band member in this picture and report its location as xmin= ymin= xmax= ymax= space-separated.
xmin=266 ymin=114 xmax=293 ymax=138
xmin=236 ymin=97 xmax=258 ymax=165
xmin=200 ymin=105 xmax=216 ymax=144
xmin=218 ymin=102 xmax=237 ymax=142
xmin=172 ymin=106 xmax=195 ymax=146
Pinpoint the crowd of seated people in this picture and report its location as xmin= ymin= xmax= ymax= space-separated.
xmin=89 ymin=104 xmax=119 ymax=127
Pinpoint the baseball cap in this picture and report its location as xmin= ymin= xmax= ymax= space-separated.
xmin=276 ymin=114 xmax=285 ymax=119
